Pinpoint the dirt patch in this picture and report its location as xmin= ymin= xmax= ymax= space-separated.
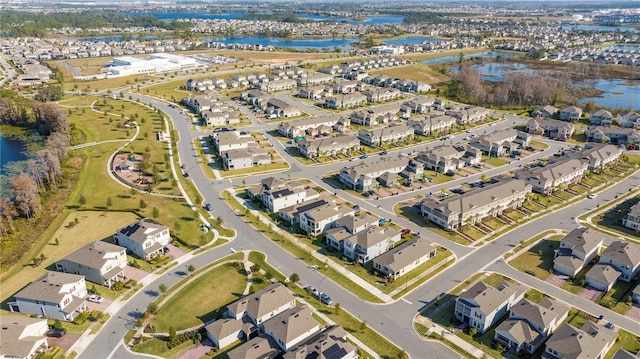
xmin=112 ymin=153 xmax=155 ymax=189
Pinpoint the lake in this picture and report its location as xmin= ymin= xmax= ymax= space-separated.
xmin=126 ymin=11 xmax=404 ymax=24
xmin=80 ymin=35 xmax=167 ymax=43
xmin=451 ymin=61 xmax=640 ymax=110
xmin=382 ymin=36 xmax=441 ymax=45
xmin=420 ymin=51 xmax=521 ymax=65
xmin=296 ymin=14 xmax=405 ymax=25
xmin=0 ymin=135 xmax=28 ymax=176
xmin=560 ymin=24 xmax=640 ymax=33
xmin=203 ymin=36 xmax=360 ymax=50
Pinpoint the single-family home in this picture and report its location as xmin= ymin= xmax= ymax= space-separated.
xmin=9 ymin=272 xmax=88 ymax=321
xmin=0 ymin=316 xmax=49 ymax=359
xmin=404 ymin=97 xmax=435 ymax=114
xmin=590 ymin=109 xmax=614 ymax=126
xmin=248 ymin=178 xmax=320 ymax=213
xmin=299 ymin=204 xmax=355 ymax=236
xmin=297 ymin=135 xmax=360 ymax=159
xmin=515 ymin=158 xmax=588 ymax=194
xmin=525 ymin=118 xmax=575 ymax=140
xmin=455 ymin=280 xmax=524 ymax=334
xmin=611 ymin=349 xmax=640 ymax=359
xmin=585 ymin=263 xmax=622 ymax=291
xmin=469 ymin=128 xmax=531 ymax=157
xmin=336 ymin=226 xmax=402 ymax=263
xmin=262 ymin=304 xmax=320 ymax=351
xmin=357 ymin=125 xmax=414 ymax=147
xmin=205 ymin=316 xmax=254 ymax=350
xmin=339 ymin=157 xmax=424 ymax=192
xmin=587 ymin=126 xmax=640 ymax=146
xmin=222 ymin=148 xmax=271 ymax=170
xmin=282 ymin=326 xmax=358 ymax=359
xmin=623 ymin=202 xmax=640 ymax=232
xmin=372 ymin=236 xmax=437 ymax=280
xmin=494 ymin=297 xmax=569 ymax=354
xmin=278 ymin=198 xmax=332 ymax=226
xmin=226 ymin=283 xmax=296 ymax=325
xmin=113 ymin=218 xmax=171 ymax=261
xmin=616 ymin=111 xmax=640 ymax=129
xmin=332 ymin=214 xmax=379 ymax=235
xmin=559 ymin=106 xmax=583 ymax=122
xmin=542 ymin=322 xmax=615 ymax=359
xmin=226 ymin=336 xmax=281 ymax=359
xmin=531 ymin=105 xmax=558 ymax=119
xmin=553 ymin=227 xmax=605 ymax=277
xmin=414 ymin=144 xmax=481 ymax=173
xmin=55 ymin=241 xmax=127 ymax=288
xmin=212 ymin=132 xmax=256 ymax=155
xmin=420 ymin=178 xmax=531 ymax=230
xmin=598 ymin=240 xmax=640 ymax=282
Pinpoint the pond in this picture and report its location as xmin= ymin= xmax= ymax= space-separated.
xmin=0 ymin=135 xmax=28 ymax=176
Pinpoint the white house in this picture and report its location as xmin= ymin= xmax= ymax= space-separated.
xmin=0 ymin=316 xmax=49 ymax=359
xmin=553 ymin=227 xmax=605 ymax=277
xmin=372 ymin=236 xmax=437 ymax=280
xmin=55 ymin=241 xmax=127 ymax=288
xmin=455 ymin=280 xmax=524 ymax=334
xmin=114 ymin=218 xmax=171 ymax=260
xmin=262 ymin=304 xmax=320 ymax=351
xmin=599 ymin=241 xmax=640 ymax=282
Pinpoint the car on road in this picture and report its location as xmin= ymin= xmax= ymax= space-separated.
xmin=465 ymin=129 xmax=472 ymax=133
xmin=360 ymin=154 xmax=368 ymax=159
xmin=88 ymin=295 xmax=104 ymax=303
xmin=47 ymin=328 xmax=66 ymax=338
xmin=204 ymin=203 xmax=213 ymax=211
xmin=588 ymin=194 xmax=597 ymax=199
xmin=401 ymin=228 xmax=411 ymax=235
xmin=352 ymin=205 xmax=360 ymax=213
xmin=305 ymin=285 xmax=319 ymax=297
xmin=319 ymin=292 xmax=333 ymax=305
xmin=379 ymin=151 xmax=388 ymax=155
xmin=181 ymin=164 xmax=187 ymax=170
xmin=349 ymin=157 xmax=357 ymax=162
xmin=451 ymin=188 xmax=465 ymax=194
xmin=183 ymin=172 xmax=189 ymax=178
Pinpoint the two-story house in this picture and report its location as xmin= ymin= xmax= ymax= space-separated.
xmin=553 ymin=227 xmax=605 ymax=277
xmin=262 ymin=304 xmax=320 ymax=351
xmin=1 ymin=316 xmax=49 ymax=359
xmin=414 ymin=144 xmax=481 ymax=173
xmin=338 ymin=226 xmax=401 ymax=263
xmin=543 ymin=322 xmax=615 ymax=359
xmin=469 ymin=129 xmax=531 ymax=157
xmin=282 ymin=326 xmax=357 ymax=359
xmin=590 ymin=109 xmax=614 ymax=126
xmin=616 ymin=111 xmax=640 ymax=129
xmin=114 ymin=218 xmax=171 ymax=261
xmin=455 ymin=280 xmax=524 ymax=334
xmin=357 ymin=125 xmax=414 ymax=147
xmin=9 ymin=272 xmax=88 ymax=321
xmin=55 ymin=241 xmax=127 ymax=288
xmin=297 ymin=135 xmax=360 ymax=159
xmin=372 ymin=236 xmax=437 ymax=280
xmin=406 ymin=115 xmax=456 ymax=136
xmin=623 ymin=202 xmax=640 ymax=232
xmin=559 ymin=106 xmax=583 ymax=122
xmin=494 ymin=297 xmax=569 ymax=354
xmin=598 ymin=241 xmax=640 ymax=282
xmin=514 ymin=158 xmax=588 ymax=194
xmin=569 ymin=143 xmax=623 ymax=173
xmin=299 ymin=204 xmax=355 ymax=236
xmin=339 ymin=157 xmax=423 ymax=192
xmin=525 ymin=118 xmax=575 ymax=140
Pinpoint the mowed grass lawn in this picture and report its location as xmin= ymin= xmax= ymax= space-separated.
xmin=0 ymin=211 xmax=139 ymax=303
xmin=370 ymin=64 xmax=449 ymax=86
xmin=154 ymin=263 xmax=247 ymax=332
xmin=510 ymin=237 xmax=562 ymax=279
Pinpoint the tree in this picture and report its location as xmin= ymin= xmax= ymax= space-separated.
xmin=187 ymin=264 xmax=195 ymax=273
xmin=147 ymin=302 xmax=158 ymax=314
xmin=106 ymin=196 xmax=112 ymax=207
xmin=334 ymin=302 xmax=341 ymax=314
xmin=215 ymin=216 xmax=223 ymax=227
xmin=359 ymin=320 xmax=367 ymax=333
xmin=168 ymin=326 xmax=177 ymax=343
xmin=289 ymin=273 xmax=300 ymax=284
xmin=0 ymin=197 xmax=17 ymax=233
xmin=78 ymin=194 xmax=86 ymax=206
xmin=139 ymin=199 xmax=147 ymax=209
xmin=159 ymin=283 xmax=167 ymax=295
xmin=152 ymin=207 xmax=160 ymax=218
xmin=11 ymin=174 xmax=40 ymax=218
xmin=31 ymin=101 xmax=68 ymax=134
xmin=34 ymin=85 xmax=64 ymax=102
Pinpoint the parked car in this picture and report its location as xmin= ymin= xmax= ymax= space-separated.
xmin=47 ymin=328 xmax=66 ymax=338
xmin=349 ymin=157 xmax=357 ymax=162
xmin=588 ymin=194 xmax=597 ymax=199
xmin=305 ymin=285 xmax=319 ymax=297
xmin=352 ymin=205 xmax=360 ymax=213
xmin=319 ymin=292 xmax=333 ymax=305
xmin=379 ymin=151 xmax=388 ymax=155
xmin=451 ymin=188 xmax=465 ymax=194
xmin=401 ymin=228 xmax=411 ymax=235
xmin=88 ymin=295 xmax=104 ymax=303
xmin=204 ymin=203 xmax=213 ymax=211
xmin=183 ymin=172 xmax=189 ymax=178
xmin=360 ymin=154 xmax=368 ymax=159
xmin=379 ymin=218 xmax=387 ymax=224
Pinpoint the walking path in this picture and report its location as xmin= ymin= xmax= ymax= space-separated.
xmin=414 ymin=314 xmax=485 ymax=358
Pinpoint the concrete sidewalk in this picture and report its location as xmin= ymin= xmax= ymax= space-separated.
xmin=414 ymin=315 xmax=484 ymax=358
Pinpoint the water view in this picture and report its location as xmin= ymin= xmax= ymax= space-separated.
xmin=0 ymin=135 xmax=28 ymax=176
xmin=560 ymin=24 xmax=640 ymax=33
xmin=203 ymin=36 xmax=359 ymax=50
xmin=296 ymin=14 xmax=405 ymax=25
xmin=419 ymin=51 xmax=521 ymax=65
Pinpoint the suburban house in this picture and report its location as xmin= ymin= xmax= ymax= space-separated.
xmin=372 ymin=236 xmax=438 ymax=280
xmin=362 ymin=88 xmax=401 ymax=103
xmin=262 ymin=304 xmax=320 ymax=351
xmin=333 ymin=213 xmax=379 ymax=234
xmin=299 ymin=204 xmax=355 ymax=236
xmin=182 ymin=95 xmax=240 ymax=127
xmin=357 ymin=125 xmax=414 ymax=146
xmin=326 ymin=226 xmax=401 ymax=263
xmin=205 ymin=316 xmax=254 ymax=350
xmin=259 ymin=79 xmax=297 ymax=93
xmin=282 ymin=326 xmax=358 ymax=359
xmin=222 ymin=148 xmax=272 ymax=170
xmin=201 ymin=109 xmax=241 ymax=127
xmin=404 ymin=97 xmax=436 ymax=114
xmin=298 ymin=85 xmax=331 ymax=100
xmin=559 ymin=105 xmax=583 ymax=122
xmin=55 ymin=241 xmax=127 ymax=288
xmin=611 ymin=349 xmax=640 ymax=359
xmin=332 ymin=80 xmax=359 ymax=94
xmin=420 ymin=178 xmax=532 ymax=230
xmin=494 ymin=297 xmax=569 ymax=354
xmin=598 ymin=240 xmax=640 ymax=282
xmin=226 ymin=283 xmax=296 ymax=325
xmin=0 ymin=316 xmax=49 ymax=359
xmin=278 ymin=198 xmax=332 ymax=226
xmin=623 ymin=202 xmax=640 ymax=232
xmin=531 ymin=105 xmax=558 ymax=119
xmin=297 ymin=135 xmax=360 ymax=159
xmin=586 ymin=126 xmax=640 ymax=146
xmin=240 ymin=90 xmax=270 ymax=107
xmin=590 ymin=109 xmax=614 ymax=126
xmin=469 ymin=128 xmax=531 ymax=157
xmin=455 ymin=280 xmax=524 ymax=334
xmin=542 ymin=322 xmax=615 ymax=359
xmin=339 ymin=157 xmax=424 ymax=192
xmin=278 ymin=116 xmax=349 ymax=139
xmin=525 ymin=118 xmax=575 ymax=140
xmin=350 ymin=104 xmax=401 ymax=126
xmin=414 ymin=144 xmax=481 ymax=173
xmin=553 ymin=227 xmax=605 ymax=277
xmin=264 ymin=98 xmax=301 ymax=119
xmin=212 ymin=131 xmax=256 ymax=155
xmin=514 ymin=158 xmax=588 ymax=194
xmin=248 ymin=177 xmax=320 ymax=213
xmin=446 ymin=106 xmax=489 ymax=125
xmin=324 ymin=93 xmax=367 ymax=110
xmin=298 ymin=72 xmax=333 ymax=87
xmin=569 ymin=143 xmax=623 ymax=173
xmin=585 ymin=263 xmax=622 ymax=291
xmin=9 ymin=271 xmax=88 ymax=321
xmin=113 ymin=218 xmax=171 ymax=261
xmin=616 ymin=111 xmax=640 ymax=129
xmin=226 ymin=336 xmax=280 ymax=359
xmin=406 ymin=115 xmax=456 ymax=136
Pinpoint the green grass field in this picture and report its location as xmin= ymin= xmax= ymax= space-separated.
xmin=510 ymin=238 xmax=561 ymax=280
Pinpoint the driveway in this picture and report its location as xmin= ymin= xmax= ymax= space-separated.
xmin=627 ymin=304 xmax=640 ymax=323
xmin=546 ymin=273 xmax=568 ymax=287
xmin=175 ymin=339 xmax=214 ymax=359
xmin=86 ymin=297 xmax=113 ymax=312
xmin=124 ymin=266 xmax=149 ymax=281
xmin=579 ymin=287 xmax=603 ymax=302
xmin=165 ymin=243 xmax=187 ymax=259
xmin=47 ymin=333 xmax=81 ymax=350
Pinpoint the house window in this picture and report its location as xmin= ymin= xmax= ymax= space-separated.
xmin=474 ymin=312 xmax=483 ymax=319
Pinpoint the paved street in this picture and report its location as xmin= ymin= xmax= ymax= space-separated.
xmin=79 ymin=91 xmax=640 ymax=359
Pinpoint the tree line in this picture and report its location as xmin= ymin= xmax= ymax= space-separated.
xmin=0 ymin=93 xmax=70 ymax=234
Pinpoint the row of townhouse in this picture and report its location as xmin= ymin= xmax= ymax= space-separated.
xmin=181 ymin=95 xmax=240 ymax=127
xmin=298 ymin=85 xmax=333 ymax=100
xmin=414 ymin=144 xmax=481 ymax=173
xmin=357 ymin=124 xmax=414 ymax=147
xmin=204 ymin=283 xmax=358 ymax=359
xmin=240 ymin=90 xmax=301 ymax=119
xmin=403 ymin=96 xmax=442 ymax=114
xmin=277 ymin=115 xmax=349 ymax=139
xmin=455 ymin=277 xmax=617 ymax=358
xmin=339 ymin=157 xmax=424 ymax=192
xmin=445 ymin=106 xmax=490 ymax=125
xmin=586 ymin=126 xmax=640 ymax=147
xmin=211 ymin=131 xmax=274 ymax=170
xmin=530 ymin=105 xmax=584 ymax=122
xmin=407 ymin=114 xmax=456 ymax=136
xmin=525 ymin=118 xmax=575 ymax=140
xmin=362 ymin=74 xmax=432 ymax=93
xmin=323 ymin=92 xmax=368 ymax=110
xmin=297 ymin=134 xmax=360 ymax=159
xmin=469 ymin=128 xmax=532 ymax=157
xmin=531 ymin=105 xmax=640 ymax=129
xmin=317 ymin=56 xmax=408 ymax=76
xmin=186 ymin=77 xmax=242 ymax=91
xmin=617 ymin=111 xmax=640 ymax=129
xmin=420 ymin=178 xmax=532 ymax=230
xmin=350 ymin=103 xmax=404 ymax=126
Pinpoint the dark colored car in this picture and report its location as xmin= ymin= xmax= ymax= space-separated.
xmin=379 ymin=151 xmax=388 ymax=155
xmin=47 ymin=328 xmax=67 ymax=338
xmin=204 ymin=203 xmax=213 ymax=211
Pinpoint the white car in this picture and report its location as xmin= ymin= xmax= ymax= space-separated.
xmin=88 ymin=295 xmax=104 ymax=303
xmin=588 ymin=194 xmax=597 ymax=199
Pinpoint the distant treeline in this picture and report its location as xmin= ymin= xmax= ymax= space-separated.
xmin=241 ymin=13 xmax=312 ymax=24
xmin=400 ymin=12 xmax=471 ymax=24
xmin=0 ymin=11 xmax=189 ymax=37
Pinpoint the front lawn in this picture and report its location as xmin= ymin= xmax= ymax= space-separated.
xmin=598 ymin=280 xmax=635 ymax=315
xmin=604 ymin=329 xmax=640 ymax=359
xmin=509 ymin=238 xmax=561 ymax=280
xmin=154 ymin=262 xmax=247 ymax=332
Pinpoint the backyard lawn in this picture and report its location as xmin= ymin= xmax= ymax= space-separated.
xmin=154 ymin=262 xmax=247 ymax=332
xmin=604 ymin=330 xmax=640 ymax=359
